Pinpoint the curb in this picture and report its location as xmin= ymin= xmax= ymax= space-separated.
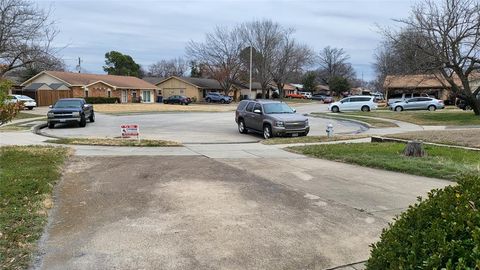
xmin=32 ymin=123 xmax=62 ymax=139
xmin=309 ymin=114 xmax=372 ymax=130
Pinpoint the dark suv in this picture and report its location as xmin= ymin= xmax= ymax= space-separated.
xmin=205 ymin=92 xmax=232 ymax=103
xmin=235 ymin=100 xmax=310 ymax=139
xmin=47 ymin=98 xmax=94 ymax=128
xmin=163 ymin=95 xmax=192 ymax=105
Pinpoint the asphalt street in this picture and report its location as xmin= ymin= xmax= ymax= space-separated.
xmin=40 ymin=103 xmax=365 ymax=143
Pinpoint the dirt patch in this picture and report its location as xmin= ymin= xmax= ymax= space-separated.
xmin=389 ymin=129 xmax=480 ymax=148
xmin=94 ymin=103 xmax=236 ymax=113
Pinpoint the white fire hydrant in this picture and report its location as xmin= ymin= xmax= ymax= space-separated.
xmin=326 ymin=123 xmax=334 ymax=138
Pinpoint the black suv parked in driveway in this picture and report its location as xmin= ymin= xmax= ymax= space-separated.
xmin=235 ymin=100 xmax=310 ymax=139
xmin=163 ymin=95 xmax=192 ymax=105
xmin=47 ymin=98 xmax=94 ymax=128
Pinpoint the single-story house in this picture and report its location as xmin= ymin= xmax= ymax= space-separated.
xmin=147 ymin=76 xmax=263 ymax=101
xmin=313 ymin=84 xmax=330 ymax=95
xmin=383 ymin=74 xmax=456 ymax=103
xmin=20 ymin=71 xmax=159 ymax=106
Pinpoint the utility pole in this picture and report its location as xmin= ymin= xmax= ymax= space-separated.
xmin=76 ymin=57 xmax=82 ymax=73
xmin=249 ymin=45 xmax=253 ymax=99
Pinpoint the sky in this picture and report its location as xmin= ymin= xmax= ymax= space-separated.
xmin=37 ymin=0 xmax=416 ymax=81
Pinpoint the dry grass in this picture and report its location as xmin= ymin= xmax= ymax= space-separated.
xmin=45 ymin=137 xmax=181 ymax=147
xmin=388 ymin=129 xmax=480 ymax=149
xmin=262 ymin=134 xmax=369 ymax=145
xmin=94 ymin=103 xmax=236 ymax=113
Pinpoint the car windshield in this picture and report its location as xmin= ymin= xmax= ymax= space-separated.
xmin=18 ymin=95 xmax=32 ymax=99
xmin=54 ymin=100 xmax=82 ymax=108
xmin=263 ymin=103 xmax=294 ymax=114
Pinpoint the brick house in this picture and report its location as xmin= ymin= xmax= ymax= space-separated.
xmin=20 ymin=71 xmax=158 ymax=105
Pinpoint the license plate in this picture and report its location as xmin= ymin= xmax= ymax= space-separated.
xmin=292 ymin=133 xmax=298 ymax=137
xmin=59 ymin=119 xmax=66 ymax=122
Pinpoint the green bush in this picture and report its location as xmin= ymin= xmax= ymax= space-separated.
xmin=83 ymin=96 xmax=120 ymax=104
xmin=367 ymin=174 xmax=480 ymax=269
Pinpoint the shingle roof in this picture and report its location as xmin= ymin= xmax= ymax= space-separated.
xmin=23 ymin=83 xmax=52 ymax=91
xmin=49 ymin=83 xmax=68 ymax=90
xmin=23 ymin=71 xmax=158 ymax=89
xmin=179 ymin=77 xmax=223 ymax=89
xmin=142 ymin=76 xmax=165 ymax=85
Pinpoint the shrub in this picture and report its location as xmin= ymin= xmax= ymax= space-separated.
xmin=83 ymin=97 xmax=120 ymax=104
xmin=366 ymin=174 xmax=480 ymax=269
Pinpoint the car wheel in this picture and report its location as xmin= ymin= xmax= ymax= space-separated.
xmin=220 ymin=99 xmax=225 ymax=104
xmin=331 ymin=106 xmax=339 ymax=113
xmin=79 ymin=115 xmax=87 ymax=127
xmin=361 ymin=105 xmax=370 ymax=112
xmin=205 ymin=98 xmax=211 ymax=103
xmin=238 ymin=119 xmax=248 ymax=134
xmin=27 ymin=107 xmax=34 ymax=110
xmin=89 ymin=112 xmax=95 ymax=122
xmin=394 ymin=106 xmax=403 ymax=112
xmin=465 ymin=105 xmax=472 ymax=110
xmin=48 ymin=122 xmax=55 ymax=129
xmin=263 ymin=124 xmax=273 ymax=139
xmin=300 ymin=130 xmax=309 ymax=137
xmin=428 ymin=105 xmax=436 ymax=111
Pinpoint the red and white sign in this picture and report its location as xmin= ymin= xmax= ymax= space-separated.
xmin=121 ymin=124 xmax=140 ymax=138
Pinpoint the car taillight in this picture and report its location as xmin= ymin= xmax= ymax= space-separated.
xmin=439 ymin=100 xmax=444 ymax=103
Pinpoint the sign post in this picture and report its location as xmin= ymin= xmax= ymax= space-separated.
xmin=121 ymin=124 xmax=140 ymax=139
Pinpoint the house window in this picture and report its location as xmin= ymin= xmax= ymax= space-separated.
xmin=85 ymin=89 xmax=89 ymax=98
xmin=107 ymin=90 xmax=111 ymax=98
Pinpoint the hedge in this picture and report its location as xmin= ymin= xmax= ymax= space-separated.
xmin=366 ymin=174 xmax=480 ymax=269
xmin=83 ymin=97 xmax=120 ymax=104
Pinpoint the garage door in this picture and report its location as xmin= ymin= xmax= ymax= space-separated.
xmin=36 ymin=90 xmax=72 ymax=106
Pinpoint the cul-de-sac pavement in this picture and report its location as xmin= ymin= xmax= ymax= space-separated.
xmin=1 ymin=103 xmax=450 ymax=270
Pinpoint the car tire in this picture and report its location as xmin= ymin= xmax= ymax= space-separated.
xmin=300 ymin=130 xmax=309 ymax=137
xmin=263 ymin=124 xmax=273 ymax=139
xmin=27 ymin=107 xmax=34 ymax=110
xmin=220 ymin=99 xmax=225 ymax=104
xmin=205 ymin=98 xmax=211 ymax=103
xmin=465 ymin=105 xmax=472 ymax=110
xmin=89 ymin=112 xmax=95 ymax=122
xmin=428 ymin=105 xmax=436 ymax=111
xmin=394 ymin=106 xmax=403 ymax=112
xmin=331 ymin=106 xmax=340 ymax=113
xmin=79 ymin=115 xmax=87 ymax=127
xmin=48 ymin=122 xmax=55 ymax=129
xmin=361 ymin=106 xmax=370 ymax=112
xmin=238 ymin=119 xmax=248 ymax=134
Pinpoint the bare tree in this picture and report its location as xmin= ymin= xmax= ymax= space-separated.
xmin=186 ymin=26 xmax=243 ymax=96
xmin=269 ymin=32 xmax=314 ymax=97
xmin=238 ymin=20 xmax=284 ymax=98
xmin=0 ymin=0 xmax=59 ymax=78
xmin=317 ymin=46 xmax=356 ymax=84
xmin=148 ymin=57 xmax=188 ymax=77
xmin=396 ymin=0 xmax=480 ymax=115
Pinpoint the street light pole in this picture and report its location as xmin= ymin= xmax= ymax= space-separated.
xmin=249 ymin=45 xmax=252 ymax=99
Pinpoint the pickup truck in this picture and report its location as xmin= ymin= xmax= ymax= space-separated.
xmin=47 ymin=98 xmax=95 ymax=128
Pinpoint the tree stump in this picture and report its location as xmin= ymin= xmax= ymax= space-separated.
xmin=403 ymin=140 xmax=427 ymax=157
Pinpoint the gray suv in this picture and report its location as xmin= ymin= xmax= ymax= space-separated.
xmin=235 ymin=100 xmax=310 ymax=139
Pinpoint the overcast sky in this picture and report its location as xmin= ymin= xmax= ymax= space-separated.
xmin=37 ymin=0 xmax=416 ymax=81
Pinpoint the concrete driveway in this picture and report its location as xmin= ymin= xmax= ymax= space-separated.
xmin=40 ymin=104 xmax=364 ymax=143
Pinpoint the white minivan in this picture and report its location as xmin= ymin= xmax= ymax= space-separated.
xmin=328 ymin=96 xmax=377 ymax=112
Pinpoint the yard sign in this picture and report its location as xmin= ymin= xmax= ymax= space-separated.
xmin=121 ymin=124 xmax=140 ymax=138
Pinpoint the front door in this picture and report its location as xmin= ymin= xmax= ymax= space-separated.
xmin=142 ymin=90 xmax=151 ymax=103
xmin=121 ymin=90 xmax=128 ymax=103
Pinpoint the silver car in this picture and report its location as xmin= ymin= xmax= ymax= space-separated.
xmin=235 ymin=100 xmax=310 ymax=139
xmin=391 ymin=97 xmax=445 ymax=111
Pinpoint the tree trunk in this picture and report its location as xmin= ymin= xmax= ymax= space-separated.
xmin=403 ymin=141 xmax=427 ymax=157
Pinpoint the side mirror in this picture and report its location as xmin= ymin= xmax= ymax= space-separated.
xmin=48 ymin=105 xmax=53 ymax=108
xmin=83 ymin=104 xmax=90 ymax=108
xmin=253 ymin=109 xmax=262 ymax=114
xmin=292 ymin=108 xmax=297 ymax=113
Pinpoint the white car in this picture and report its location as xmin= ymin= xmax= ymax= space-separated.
xmin=8 ymin=95 xmax=37 ymax=110
xmin=328 ymin=95 xmax=377 ymax=112
xmin=299 ymin=92 xmax=312 ymax=99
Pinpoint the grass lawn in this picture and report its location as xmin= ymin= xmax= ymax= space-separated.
xmin=311 ymin=113 xmax=397 ymax=128
xmin=262 ymin=134 xmax=368 ymax=145
xmin=45 ymin=137 xmax=181 ymax=147
xmin=343 ymin=110 xmax=480 ymax=126
xmin=289 ymin=142 xmax=480 ymax=180
xmin=14 ymin=112 xmax=40 ymax=120
xmin=94 ymin=103 xmax=236 ymax=114
xmin=0 ymin=146 xmax=69 ymax=269
xmin=388 ymin=129 xmax=480 ymax=149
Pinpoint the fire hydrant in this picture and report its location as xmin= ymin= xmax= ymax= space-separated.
xmin=326 ymin=123 xmax=334 ymax=138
